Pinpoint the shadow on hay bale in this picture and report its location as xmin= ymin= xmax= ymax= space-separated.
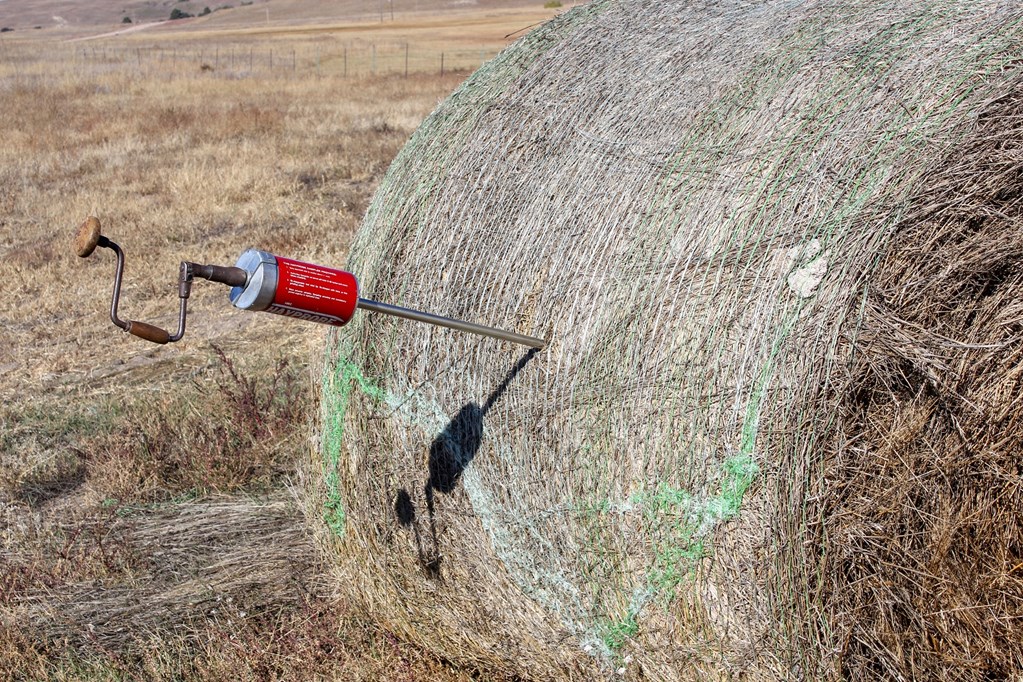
xmin=309 ymin=0 xmax=1023 ymax=679
xmin=395 ymin=349 xmax=538 ymax=578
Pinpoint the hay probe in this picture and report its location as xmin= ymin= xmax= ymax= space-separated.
xmin=74 ymin=217 xmax=546 ymax=349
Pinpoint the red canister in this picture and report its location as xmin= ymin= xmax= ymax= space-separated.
xmin=269 ymin=256 xmax=358 ymax=326
xmin=229 ymin=249 xmax=359 ymax=327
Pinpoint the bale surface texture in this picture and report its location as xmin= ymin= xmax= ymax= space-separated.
xmin=314 ymin=1 xmax=1023 ymax=679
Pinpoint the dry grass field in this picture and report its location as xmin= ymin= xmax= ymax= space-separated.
xmin=0 ymin=0 xmax=550 ymax=33
xmin=0 ymin=3 xmax=562 ymax=679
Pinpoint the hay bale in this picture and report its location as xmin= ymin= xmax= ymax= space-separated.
xmin=311 ymin=1 xmax=1023 ymax=678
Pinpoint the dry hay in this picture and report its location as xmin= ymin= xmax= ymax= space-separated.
xmin=309 ymin=1 xmax=1023 ymax=679
xmin=6 ymin=494 xmax=323 ymax=651
xmin=822 ymin=86 xmax=1023 ymax=679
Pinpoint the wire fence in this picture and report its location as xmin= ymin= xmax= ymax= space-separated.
xmin=52 ymin=42 xmax=498 ymax=79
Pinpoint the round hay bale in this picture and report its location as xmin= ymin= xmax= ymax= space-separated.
xmin=310 ymin=1 xmax=1023 ymax=679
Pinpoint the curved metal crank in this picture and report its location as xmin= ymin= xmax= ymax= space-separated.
xmin=75 ymin=216 xmax=247 ymax=344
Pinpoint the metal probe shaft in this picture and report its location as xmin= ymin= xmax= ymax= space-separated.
xmin=357 ymin=298 xmax=545 ymax=349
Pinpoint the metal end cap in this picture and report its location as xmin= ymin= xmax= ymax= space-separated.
xmin=229 ymin=248 xmax=278 ymax=311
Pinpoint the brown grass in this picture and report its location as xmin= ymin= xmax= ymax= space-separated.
xmin=0 ymin=10 xmax=540 ymax=679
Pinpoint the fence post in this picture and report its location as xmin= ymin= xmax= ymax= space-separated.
xmin=292 ymin=48 xmax=296 ymax=71
xmin=344 ymin=46 xmax=348 ymax=77
xmin=270 ymin=48 xmax=273 ymax=70
xmin=440 ymin=52 xmax=444 ymax=76
xmin=404 ymin=42 xmax=408 ymax=77
xmin=371 ymin=43 xmax=376 ymax=74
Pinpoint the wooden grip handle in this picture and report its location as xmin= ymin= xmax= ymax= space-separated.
xmin=75 ymin=216 xmax=103 ymax=258
xmin=127 ymin=320 xmax=171 ymax=344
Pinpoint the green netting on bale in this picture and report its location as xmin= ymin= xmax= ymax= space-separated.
xmin=312 ymin=1 xmax=1023 ymax=679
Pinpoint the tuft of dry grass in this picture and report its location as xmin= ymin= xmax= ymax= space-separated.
xmin=88 ymin=346 xmax=308 ymax=502
xmin=1 ymin=495 xmax=489 ymax=681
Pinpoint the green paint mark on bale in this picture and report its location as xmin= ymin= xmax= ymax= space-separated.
xmin=322 ymin=471 xmax=346 ymax=537
xmin=319 ymin=355 xmax=388 ymax=536
xmin=617 ymin=452 xmax=759 ymax=618
xmin=599 ymin=613 xmax=639 ymax=654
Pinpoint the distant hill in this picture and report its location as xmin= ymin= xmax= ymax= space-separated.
xmin=0 ymin=0 xmax=543 ymax=33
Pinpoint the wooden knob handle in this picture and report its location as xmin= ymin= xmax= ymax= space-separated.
xmin=127 ymin=320 xmax=171 ymax=344
xmin=75 ymin=216 xmax=103 ymax=258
